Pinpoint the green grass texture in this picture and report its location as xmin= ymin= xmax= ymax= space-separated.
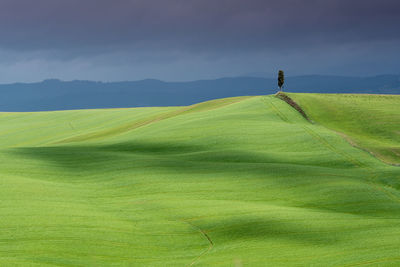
xmin=0 ymin=95 xmax=399 ymax=266
xmin=289 ymin=93 xmax=400 ymax=165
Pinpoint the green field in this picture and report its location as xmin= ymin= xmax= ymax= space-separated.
xmin=289 ymin=93 xmax=400 ymax=165
xmin=1 ymin=94 xmax=400 ymax=266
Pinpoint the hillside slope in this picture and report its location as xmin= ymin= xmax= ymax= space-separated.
xmin=0 ymin=95 xmax=400 ymax=266
xmin=289 ymin=93 xmax=400 ymax=165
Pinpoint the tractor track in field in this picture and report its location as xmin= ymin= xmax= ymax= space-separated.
xmin=183 ymin=221 xmax=214 ymax=266
xmin=301 ymin=124 xmax=400 ymax=204
xmin=265 ymin=97 xmax=289 ymax=123
xmin=269 ymin=95 xmax=400 ymax=204
xmin=269 ymin=94 xmax=400 ymax=265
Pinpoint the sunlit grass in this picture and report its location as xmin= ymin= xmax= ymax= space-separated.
xmin=0 ymin=95 xmax=399 ymax=266
xmin=289 ymin=93 xmax=400 ymax=165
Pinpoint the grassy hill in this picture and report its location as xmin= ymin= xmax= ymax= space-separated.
xmin=0 ymin=94 xmax=399 ymax=266
xmin=289 ymin=93 xmax=400 ymax=165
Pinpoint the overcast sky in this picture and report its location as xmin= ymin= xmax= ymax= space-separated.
xmin=0 ymin=0 xmax=399 ymax=83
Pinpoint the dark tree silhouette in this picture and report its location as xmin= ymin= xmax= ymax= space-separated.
xmin=278 ymin=70 xmax=285 ymax=91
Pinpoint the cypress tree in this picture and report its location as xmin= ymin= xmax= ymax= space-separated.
xmin=278 ymin=70 xmax=285 ymax=91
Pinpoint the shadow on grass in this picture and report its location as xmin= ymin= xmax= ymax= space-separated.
xmin=10 ymin=139 xmax=356 ymax=172
xmin=201 ymin=216 xmax=339 ymax=245
xmin=8 ymin=140 xmax=400 ymax=218
xmin=9 ymin=140 xmax=290 ymax=173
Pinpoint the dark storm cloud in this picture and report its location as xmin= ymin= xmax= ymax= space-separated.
xmin=0 ymin=0 xmax=399 ymax=54
xmin=0 ymin=0 xmax=399 ymax=83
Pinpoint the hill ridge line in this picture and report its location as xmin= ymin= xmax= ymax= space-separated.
xmin=53 ymin=96 xmax=253 ymax=145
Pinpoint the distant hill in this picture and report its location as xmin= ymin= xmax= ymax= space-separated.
xmin=0 ymin=75 xmax=399 ymax=111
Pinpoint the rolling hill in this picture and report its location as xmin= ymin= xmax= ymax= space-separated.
xmin=289 ymin=93 xmax=400 ymax=165
xmin=0 ymin=74 xmax=399 ymax=111
xmin=0 ymin=94 xmax=399 ymax=266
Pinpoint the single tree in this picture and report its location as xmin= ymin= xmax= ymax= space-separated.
xmin=278 ymin=70 xmax=285 ymax=91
